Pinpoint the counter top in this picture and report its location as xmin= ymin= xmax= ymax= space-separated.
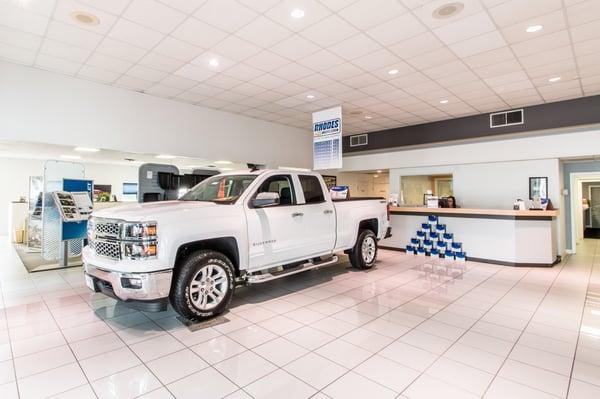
xmin=390 ymin=207 xmax=558 ymax=220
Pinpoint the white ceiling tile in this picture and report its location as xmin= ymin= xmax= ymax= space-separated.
xmin=351 ymin=49 xmax=401 ymax=71
xmin=315 ymin=81 xmax=353 ymax=96
xmin=321 ymin=62 xmax=363 ymax=80
xmin=199 ymin=97 xmax=231 ymax=108
xmin=210 ymin=35 xmax=262 ymax=62
xmin=328 ymin=33 xmax=381 ymax=61
xmin=366 ymin=13 xmax=427 ymax=46
xmin=299 ymin=15 xmax=359 ymax=47
xmin=484 ymin=70 xmax=529 ymax=87
xmin=156 ymin=0 xmax=208 ymax=14
xmin=433 ymin=12 xmax=496 ymax=45
xmin=271 ymin=35 xmax=320 ymax=61
xmin=403 ymin=80 xmax=443 ymax=95
xmin=338 ymin=0 xmax=406 ymax=30
xmin=189 ymin=82 xmax=225 ymax=96
xmin=275 ymin=96 xmax=304 ymax=107
xmin=0 ymin=1 xmax=49 ymax=35
xmin=0 ymin=25 xmax=42 ymax=51
xmin=195 ymin=0 xmax=258 ymax=32
xmin=449 ymin=30 xmax=506 ymax=58
xmin=526 ymin=58 xmax=577 ymax=78
xmin=138 ymin=52 xmax=185 ymax=73
xmin=295 ymin=73 xmax=335 ymax=88
xmin=250 ymin=74 xmax=288 ymax=90
xmin=78 ymin=64 xmax=120 ymax=83
xmin=519 ymin=46 xmax=573 ymax=69
xmin=500 ymin=10 xmax=567 ymax=44
xmin=463 ymin=46 xmax=514 ymax=68
xmin=265 ymin=0 xmax=332 ymax=32
xmin=153 ymin=37 xmax=204 ymax=62
xmin=235 ymin=16 xmax=292 ymax=48
xmin=388 ymin=71 xmax=430 ymax=89
xmin=253 ymin=90 xmax=287 ymax=102
xmin=174 ymin=90 xmax=208 ymax=103
xmin=244 ymin=50 xmax=290 ymax=72
xmin=422 ymin=60 xmax=469 ymax=80
xmin=161 ymin=74 xmax=202 ymax=90
xmin=46 ymin=21 xmax=104 ymax=49
xmin=124 ymin=0 xmax=187 ymax=34
xmin=127 ymin=64 xmax=168 ymax=81
xmin=297 ymin=49 xmax=345 ymax=71
xmin=342 ymin=73 xmax=381 ymax=89
xmin=39 ymin=39 xmax=92 ymax=63
xmin=388 ymin=32 xmax=444 ymax=59
xmin=360 ymin=81 xmax=396 ymax=96
xmin=78 ymin=0 xmax=129 ymax=14
xmin=436 ymin=70 xmax=479 ymax=87
xmin=86 ymin=52 xmax=133 ymax=74
xmin=567 ymin=0 xmax=600 ymax=26
xmin=570 ymin=19 xmax=600 ymax=42
xmin=407 ymin=47 xmax=457 ymax=70
xmin=191 ymin=51 xmax=236 ymax=72
xmin=143 ymin=83 xmax=183 ymax=97
xmin=223 ymin=63 xmax=265 ymax=80
xmin=374 ymin=61 xmax=415 ymax=80
xmin=220 ymin=103 xmax=252 ymax=113
xmin=491 ymin=79 xmax=534 ymax=94
xmin=577 ymin=52 xmax=600 ymax=69
xmin=531 ymin=70 xmax=579 ymax=87
xmin=412 ymin=0 xmax=484 ymax=29
xmin=231 ymin=82 xmax=266 ymax=96
xmin=204 ymin=74 xmax=244 ymax=89
xmin=115 ymin=75 xmax=154 ymax=91
xmin=271 ymin=62 xmax=314 ymax=80
xmin=236 ymin=0 xmax=280 ymax=13
xmin=52 ymin=0 xmax=118 ymax=35
xmin=35 ymin=53 xmax=80 ymax=75
xmin=574 ymin=37 xmax=600 ymax=57
xmin=172 ymin=18 xmax=228 ymax=48
xmin=108 ymin=19 xmax=165 ymax=49
xmin=489 ymin=0 xmax=562 ymax=27
xmin=96 ymin=38 xmax=147 ymax=63
xmin=174 ymin=63 xmax=217 ymax=82
xmin=511 ymin=30 xmax=571 ymax=57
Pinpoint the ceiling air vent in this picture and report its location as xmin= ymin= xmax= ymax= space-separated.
xmin=350 ymin=134 xmax=368 ymax=147
xmin=490 ymin=109 xmax=524 ymax=128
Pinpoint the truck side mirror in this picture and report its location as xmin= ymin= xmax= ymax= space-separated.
xmin=253 ymin=192 xmax=280 ymax=208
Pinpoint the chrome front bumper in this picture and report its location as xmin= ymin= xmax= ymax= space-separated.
xmin=84 ymin=263 xmax=173 ymax=302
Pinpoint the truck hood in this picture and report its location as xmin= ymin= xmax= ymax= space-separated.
xmin=93 ymin=201 xmax=220 ymax=222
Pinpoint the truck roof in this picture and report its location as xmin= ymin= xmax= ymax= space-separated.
xmin=219 ymin=168 xmax=315 ymax=176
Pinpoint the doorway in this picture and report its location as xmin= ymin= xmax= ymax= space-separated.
xmin=584 ymin=184 xmax=600 ymax=238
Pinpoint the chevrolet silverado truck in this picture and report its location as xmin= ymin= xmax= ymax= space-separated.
xmin=83 ymin=170 xmax=391 ymax=321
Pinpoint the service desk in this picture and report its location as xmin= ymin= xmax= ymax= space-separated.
xmin=381 ymin=207 xmax=560 ymax=267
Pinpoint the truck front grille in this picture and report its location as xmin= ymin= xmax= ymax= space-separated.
xmin=94 ymin=221 xmax=120 ymax=238
xmin=90 ymin=240 xmax=121 ymax=260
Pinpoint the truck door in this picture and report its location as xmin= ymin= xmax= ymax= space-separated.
xmin=246 ymin=174 xmax=308 ymax=270
xmin=295 ymin=174 xmax=336 ymax=256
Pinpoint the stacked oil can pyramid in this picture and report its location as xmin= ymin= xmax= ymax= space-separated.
xmin=405 ymin=215 xmax=466 ymax=261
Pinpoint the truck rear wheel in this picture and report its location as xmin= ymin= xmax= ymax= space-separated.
xmin=349 ymin=229 xmax=377 ymax=270
xmin=170 ymin=250 xmax=235 ymax=321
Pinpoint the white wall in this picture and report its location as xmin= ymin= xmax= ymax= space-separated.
xmin=0 ymin=61 xmax=312 ymax=168
xmin=0 ymin=157 xmax=138 ymax=235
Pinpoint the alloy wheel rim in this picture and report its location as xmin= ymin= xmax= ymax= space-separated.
xmin=362 ymin=236 xmax=376 ymax=263
xmin=189 ymin=264 xmax=228 ymax=311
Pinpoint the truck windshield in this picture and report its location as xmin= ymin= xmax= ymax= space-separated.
xmin=180 ymin=175 xmax=257 ymax=204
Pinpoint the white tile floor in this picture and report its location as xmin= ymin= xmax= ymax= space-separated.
xmin=0 ymin=236 xmax=599 ymax=399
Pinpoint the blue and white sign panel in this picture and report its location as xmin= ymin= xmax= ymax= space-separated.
xmin=312 ymin=106 xmax=342 ymax=170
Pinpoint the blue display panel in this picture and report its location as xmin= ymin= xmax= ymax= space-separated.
xmin=61 ymin=179 xmax=93 ymax=241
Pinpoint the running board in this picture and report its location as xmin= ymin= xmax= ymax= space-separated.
xmin=246 ymin=256 xmax=339 ymax=284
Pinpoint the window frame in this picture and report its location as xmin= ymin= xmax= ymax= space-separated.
xmin=298 ymin=174 xmax=327 ymax=205
xmin=247 ymin=174 xmax=297 ymax=208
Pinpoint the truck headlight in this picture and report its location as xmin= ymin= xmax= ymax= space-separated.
xmin=122 ymin=222 xmax=157 ymax=240
xmin=122 ymin=241 xmax=157 ymax=260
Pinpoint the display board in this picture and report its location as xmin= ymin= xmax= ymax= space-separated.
xmin=52 ymin=191 xmax=93 ymax=222
xmin=313 ymin=106 xmax=342 ymax=170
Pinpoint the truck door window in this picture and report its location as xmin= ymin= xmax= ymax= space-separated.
xmin=255 ymin=175 xmax=295 ymax=206
xmin=299 ymin=175 xmax=325 ymax=204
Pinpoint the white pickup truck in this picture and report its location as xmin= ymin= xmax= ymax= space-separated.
xmin=83 ymin=170 xmax=391 ymax=321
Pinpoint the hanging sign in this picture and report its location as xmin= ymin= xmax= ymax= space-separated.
xmin=312 ymin=106 xmax=342 ymax=170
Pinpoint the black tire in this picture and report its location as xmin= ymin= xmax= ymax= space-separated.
xmin=170 ymin=250 xmax=235 ymax=321
xmin=349 ymin=229 xmax=378 ymax=270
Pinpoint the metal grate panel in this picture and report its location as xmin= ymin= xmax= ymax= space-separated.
xmin=90 ymin=240 xmax=121 ymax=260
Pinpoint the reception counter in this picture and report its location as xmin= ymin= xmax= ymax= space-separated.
xmin=381 ymin=207 xmax=560 ymax=267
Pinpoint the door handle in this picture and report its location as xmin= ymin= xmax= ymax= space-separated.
xmin=324 ymin=209 xmax=333 ymax=214
xmin=292 ymin=212 xmax=304 ymax=217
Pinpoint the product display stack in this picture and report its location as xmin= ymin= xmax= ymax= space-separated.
xmin=405 ymin=215 xmax=466 ymax=261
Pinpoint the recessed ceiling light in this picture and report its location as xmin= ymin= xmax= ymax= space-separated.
xmin=290 ymin=8 xmax=305 ymax=19
xmin=432 ymin=2 xmax=464 ymax=19
xmin=388 ymin=69 xmax=399 ymax=75
xmin=74 ymin=147 xmax=100 ymax=152
xmin=156 ymin=154 xmax=177 ymax=159
xmin=526 ymin=24 xmax=543 ymax=33
xmin=208 ymin=58 xmax=219 ymax=67
xmin=377 ymin=170 xmax=383 ymax=173
xmin=61 ymin=154 xmax=82 ymax=160
xmin=306 ymin=94 xmax=315 ymax=99
xmin=214 ymin=160 xmax=233 ymax=164
xmin=364 ymin=115 xmax=373 ymax=120
xmin=70 ymin=11 xmax=100 ymax=26
xmin=374 ymin=175 xmax=379 ymax=178
xmin=440 ymin=99 xmax=449 ymax=104
xmin=548 ymin=76 xmax=562 ymax=83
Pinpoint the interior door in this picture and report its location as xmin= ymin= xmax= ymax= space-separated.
xmin=591 ymin=186 xmax=600 ymax=228
xmin=245 ymin=175 xmax=308 ymax=270
xmin=296 ymin=175 xmax=336 ymax=256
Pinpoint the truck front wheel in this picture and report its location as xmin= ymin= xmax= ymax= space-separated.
xmin=170 ymin=250 xmax=235 ymax=321
xmin=349 ymin=229 xmax=378 ymax=270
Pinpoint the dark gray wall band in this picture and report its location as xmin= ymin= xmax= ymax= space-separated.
xmin=389 ymin=210 xmax=556 ymax=221
xmin=343 ymin=95 xmax=600 ymax=153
